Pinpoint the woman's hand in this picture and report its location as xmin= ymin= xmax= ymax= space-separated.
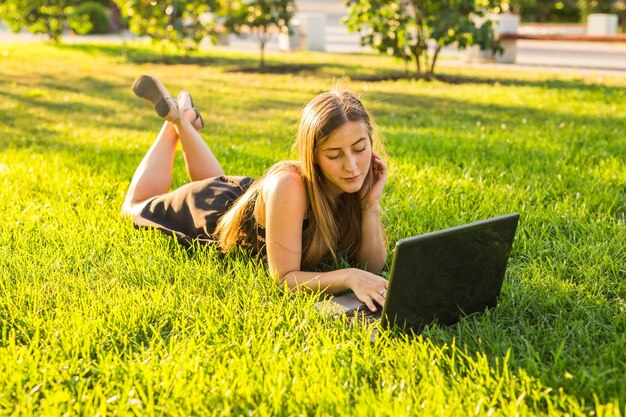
xmin=347 ymin=268 xmax=389 ymax=312
xmin=361 ymin=152 xmax=387 ymax=209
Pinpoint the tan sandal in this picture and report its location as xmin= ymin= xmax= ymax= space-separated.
xmin=132 ymin=75 xmax=180 ymax=121
xmin=177 ymin=90 xmax=204 ymax=131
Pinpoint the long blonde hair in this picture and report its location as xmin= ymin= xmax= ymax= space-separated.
xmin=215 ymin=90 xmax=384 ymax=270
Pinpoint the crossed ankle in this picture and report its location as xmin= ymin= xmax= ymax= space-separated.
xmin=183 ymin=109 xmax=197 ymax=123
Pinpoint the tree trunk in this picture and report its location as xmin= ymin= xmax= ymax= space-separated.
xmin=415 ymin=56 xmax=421 ymax=79
xmin=259 ymin=27 xmax=268 ymax=69
xmin=411 ymin=44 xmax=421 ymax=78
xmin=429 ymin=44 xmax=442 ymax=77
xmin=411 ymin=31 xmax=424 ymax=78
xmin=160 ymin=40 xmax=169 ymax=64
xmin=416 ymin=14 xmax=430 ymax=79
xmin=259 ymin=40 xmax=265 ymax=69
xmin=415 ymin=38 xmax=427 ymax=79
xmin=410 ymin=0 xmax=424 ymax=78
xmin=423 ymin=43 xmax=431 ymax=80
xmin=260 ymin=39 xmax=266 ymax=69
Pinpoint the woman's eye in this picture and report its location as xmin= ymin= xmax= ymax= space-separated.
xmin=327 ymin=154 xmax=340 ymax=160
xmin=354 ymin=146 xmax=366 ymax=153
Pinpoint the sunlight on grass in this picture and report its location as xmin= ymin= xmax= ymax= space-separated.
xmin=0 ymin=42 xmax=625 ymax=416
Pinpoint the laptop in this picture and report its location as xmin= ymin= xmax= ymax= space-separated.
xmin=315 ymin=213 xmax=520 ymax=332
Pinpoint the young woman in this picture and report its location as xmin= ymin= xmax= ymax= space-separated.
xmin=122 ymin=75 xmax=389 ymax=312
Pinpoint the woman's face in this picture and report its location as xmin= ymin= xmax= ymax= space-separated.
xmin=314 ymin=121 xmax=372 ymax=199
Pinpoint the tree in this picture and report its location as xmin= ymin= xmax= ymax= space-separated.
xmin=223 ymin=0 xmax=295 ymax=69
xmin=343 ymin=0 xmax=501 ymax=79
xmin=0 ymin=0 xmax=92 ymax=43
xmin=615 ymin=0 xmax=626 ymax=33
xmin=502 ymin=0 xmax=610 ymax=23
xmin=114 ymin=0 xmax=219 ymax=56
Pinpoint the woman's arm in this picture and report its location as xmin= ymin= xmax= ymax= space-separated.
xmin=262 ymin=170 xmax=388 ymax=312
xmin=281 ymin=268 xmax=387 ymax=312
xmin=355 ymin=152 xmax=388 ymax=274
xmin=355 ymin=204 xmax=386 ymax=274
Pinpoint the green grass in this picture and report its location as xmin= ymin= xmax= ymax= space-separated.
xmin=0 ymin=42 xmax=625 ymax=416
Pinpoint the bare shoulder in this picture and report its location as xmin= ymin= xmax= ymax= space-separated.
xmin=257 ymin=170 xmax=308 ymax=227
xmin=263 ymin=169 xmax=306 ymax=202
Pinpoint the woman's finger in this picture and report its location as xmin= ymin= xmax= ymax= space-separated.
xmin=377 ymin=158 xmax=387 ymax=173
xmin=364 ymin=297 xmax=377 ymax=312
xmin=373 ymin=292 xmax=385 ymax=309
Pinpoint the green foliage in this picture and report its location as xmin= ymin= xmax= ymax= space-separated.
xmin=85 ymin=0 xmax=113 ymax=6
xmin=503 ymin=0 xmax=579 ymax=22
xmin=113 ymin=0 xmax=219 ymax=56
xmin=343 ymin=0 xmax=501 ymax=79
xmin=223 ymin=0 xmax=296 ymax=68
xmin=501 ymin=0 xmax=626 ymax=32
xmin=74 ymin=1 xmax=110 ymax=34
xmin=0 ymin=0 xmax=92 ymax=42
xmin=502 ymin=0 xmax=618 ymax=23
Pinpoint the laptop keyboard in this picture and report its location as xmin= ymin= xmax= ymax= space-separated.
xmin=345 ymin=306 xmax=382 ymax=322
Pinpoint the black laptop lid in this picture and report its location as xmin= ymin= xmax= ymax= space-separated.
xmin=381 ymin=213 xmax=519 ymax=332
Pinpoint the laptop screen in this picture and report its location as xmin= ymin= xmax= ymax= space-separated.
xmin=381 ymin=213 xmax=519 ymax=332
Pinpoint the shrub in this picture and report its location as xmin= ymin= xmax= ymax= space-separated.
xmin=74 ymin=1 xmax=110 ymax=34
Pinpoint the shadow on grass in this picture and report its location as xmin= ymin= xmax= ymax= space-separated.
xmin=225 ymin=63 xmax=320 ymax=75
xmin=0 ymin=71 xmax=172 ymax=140
xmin=369 ymin=90 xmax=625 ymax=160
xmin=0 ymin=89 xmax=158 ymax=143
xmin=55 ymin=42 xmax=259 ymax=69
xmin=51 ymin=43 xmax=626 ymax=92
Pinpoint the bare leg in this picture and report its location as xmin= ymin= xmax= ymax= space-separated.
xmin=173 ymin=116 xmax=225 ymax=181
xmin=122 ymin=121 xmax=177 ymax=216
xmin=123 ymin=73 xmax=224 ymax=216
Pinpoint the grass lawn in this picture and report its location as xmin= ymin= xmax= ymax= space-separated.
xmin=0 ymin=42 xmax=624 ymax=416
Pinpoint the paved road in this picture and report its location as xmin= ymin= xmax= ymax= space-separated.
xmin=514 ymin=40 xmax=626 ymax=71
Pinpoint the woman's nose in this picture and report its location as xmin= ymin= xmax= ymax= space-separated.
xmin=344 ymin=154 xmax=357 ymax=172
